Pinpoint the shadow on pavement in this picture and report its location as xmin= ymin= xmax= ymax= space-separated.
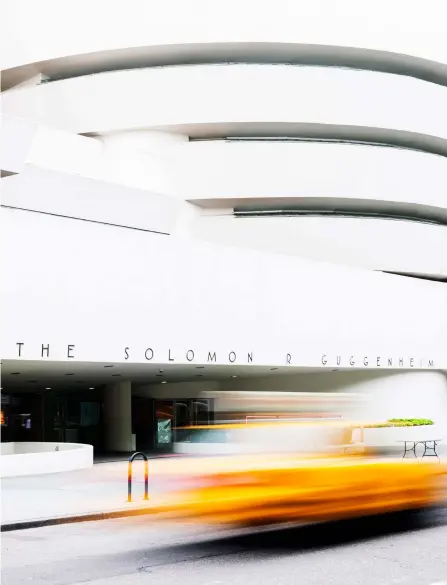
xmin=3 ymin=508 xmax=446 ymax=585
xmin=143 ymin=507 xmax=447 ymax=564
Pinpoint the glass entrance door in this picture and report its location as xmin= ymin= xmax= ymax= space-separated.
xmin=174 ymin=401 xmax=190 ymax=442
xmin=154 ymin=400 xmax=174 ymax=451
xmin=192 ymin=399 xmax=211 ymax=426
xmin=153 ymin=398 xmax=213 ymax=452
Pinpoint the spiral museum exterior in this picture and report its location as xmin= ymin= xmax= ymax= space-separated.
xmin=1 ymin=0 xmax=447 ymax=459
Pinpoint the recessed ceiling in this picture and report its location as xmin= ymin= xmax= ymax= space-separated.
xmin=0 ymin=359 xmax=324 ymax=391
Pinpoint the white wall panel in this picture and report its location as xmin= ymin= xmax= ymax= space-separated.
xmin=192 ymin=215 xmax=447 ymax=276
xmin=3 ymin=66 xmax=447 ymax=138
xmin=171 ymin=141 xmax=447 ymax=211
xmin=2 ymin=0 xmax=447 ymax=71
xmin=25 ymin=124 xmax=104 ymax=178
xmin=100 ymin=131 xmax=188 ymax=195
xmin=1 ymin=208 xmax=446 ymax=367
xmin=0 ymin=114 xmax=37 ymax=174
xmin=0 ymin=113 xmax=106 ymax=179
xmin=0 ymin=115 xmax=184 ymax=194
xmin=1 ymin=167 xmax=178 ymax=235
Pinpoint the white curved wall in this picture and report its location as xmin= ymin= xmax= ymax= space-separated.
xmin=6 ymin=117 xmax=447 ymax=217
xmin=0 ymin=442 xmax=93 ymax=477
xmin=193 ymin=216 xmax=447 ymax=276
xmin=4 ymin=66 xmax=447 ymax=138
xmin=3 ymin=115 xmax=446 ymax=275
xmin=1 ymin=208 xmax=446 ymax=368
xmin=2 ymin=0 xmax=446 ymax=385
xmin=171 ymin=141 xmax=447 ymax=211
xmin=2 ymin=0 xmax=447 ymax=71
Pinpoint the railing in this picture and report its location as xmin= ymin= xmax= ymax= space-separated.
xmin=127 ymin=452 xmax=149 ymax=503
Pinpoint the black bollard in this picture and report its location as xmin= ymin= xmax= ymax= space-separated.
xmin=127 ymin=452 xmax=149 ymax=502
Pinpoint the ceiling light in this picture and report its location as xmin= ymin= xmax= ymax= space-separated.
xmin=161 ymin=380 xmax=168 ymax=384
xmin=89 ymin=387 xmax=95 ymax=390
xmin=45 ymin=387 xmax=51 ymax=390
xmin=231 ymin=375 xmax=238 ymax=378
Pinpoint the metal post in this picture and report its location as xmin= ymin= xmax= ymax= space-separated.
xmin=127 ymin=459 xmax=132 ymax=502
xmin=127 ymin=452 xmax=149 ymax=502
xmin=143 ymin=457 xmax=149 ymax=500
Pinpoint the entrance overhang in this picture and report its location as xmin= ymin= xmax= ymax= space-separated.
xmin=0 ymin=359 xmax=322 ymax=392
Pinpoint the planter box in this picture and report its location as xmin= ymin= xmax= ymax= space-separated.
xmin=363 ymin=425 xmax=440 ymax=448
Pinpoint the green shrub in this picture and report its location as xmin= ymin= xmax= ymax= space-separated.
xmin=364 ymin=418 xmax=434 ymax=429
xmin=388 ymin=418 xmax=433 ymax=426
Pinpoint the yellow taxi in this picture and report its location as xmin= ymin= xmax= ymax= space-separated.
xmin=153 ymin=420 xmax=446 ymax=527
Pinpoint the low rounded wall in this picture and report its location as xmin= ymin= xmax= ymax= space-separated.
xmin=0 ymin=442 xmax=93 ymax=477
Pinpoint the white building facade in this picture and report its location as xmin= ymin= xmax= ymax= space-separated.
xmin=1 ymin=0 xmax=447 ymax=455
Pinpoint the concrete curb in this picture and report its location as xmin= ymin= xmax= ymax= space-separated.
xmin=1 ymin=506 xmax=158 ymax=532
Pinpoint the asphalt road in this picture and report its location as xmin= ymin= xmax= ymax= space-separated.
xmin=3 ymin=511 xmax=447 ymax=585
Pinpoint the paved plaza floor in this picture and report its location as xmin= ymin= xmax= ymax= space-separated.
xmin=1 ymin=459 xmax=176 ymax=527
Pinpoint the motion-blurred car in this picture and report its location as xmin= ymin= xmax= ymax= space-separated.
xmin=154 ymin=421 xmax=447 ymax=527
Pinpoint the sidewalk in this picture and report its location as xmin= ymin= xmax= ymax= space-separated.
xmin=3 ymin=451 xmax=444 ymax=531
xmin=1 ymin=459 xmax=180 ymax=530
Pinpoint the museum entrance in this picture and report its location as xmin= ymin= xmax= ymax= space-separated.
xmin=1 ymin=392 xmax=44 ymax=443
xmin=153 ymin=398 xmax=213 ymax=452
